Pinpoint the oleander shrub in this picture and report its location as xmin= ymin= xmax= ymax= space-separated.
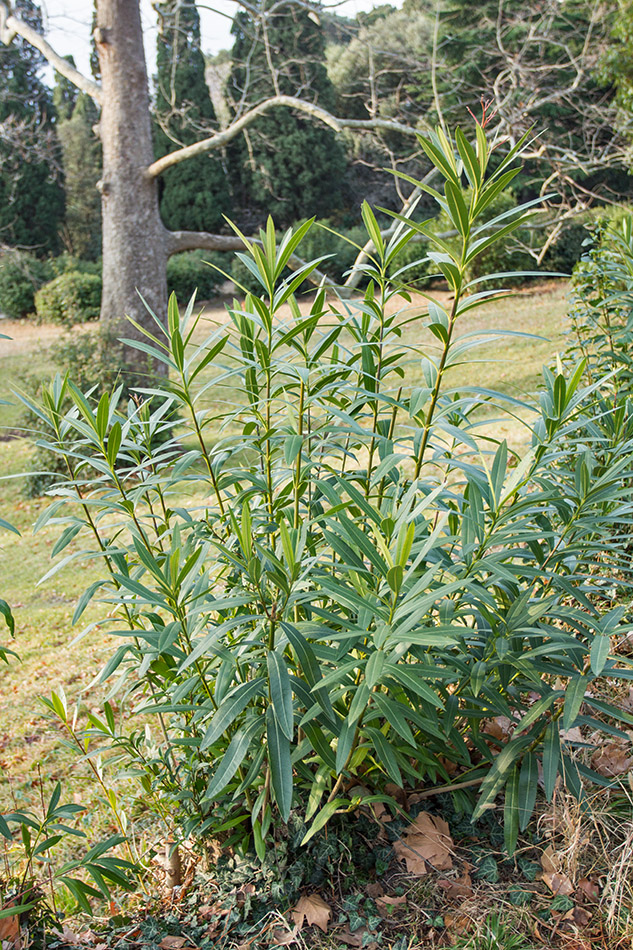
xmin=387 ymin=233 xmax=432 ymax=286
xmin=0 ymin=251 xmax=52 ymax=319
xmin=427 ymin=186 xmax=532 ymax=286
xmin=24 ymin=122 xmax=633 ymax=866
xmin=35 ymin=270 xmax=102 ymax=325
xmin=566 ymin=215 xmax=633 ymax=391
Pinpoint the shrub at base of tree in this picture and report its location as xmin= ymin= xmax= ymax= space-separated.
xmin=0 ymin=250 xmax=53 ymax=319
xmin=166 ymin=250 xmax=226 ymax=302
xmin=35 ymin=271 xmax=102 ymax=325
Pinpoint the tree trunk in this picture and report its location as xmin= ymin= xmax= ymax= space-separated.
xmin=95 ymin=0 xmax=169 ymax=378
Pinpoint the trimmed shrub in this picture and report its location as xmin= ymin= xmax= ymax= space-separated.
xmin=296 ymin=219 xmax=367 ymax=282
xmin=0 ymin=251 xmax=52 ymax=319
xmin=35 ymin=270 xmax=102 ymax=325
xmin=49 ymin=254 xmax=102 ymax=278
xmin=166 ymin=250 xmax=226 ymax=302
xmin=542 ymin=218 xmax=591 ymax=275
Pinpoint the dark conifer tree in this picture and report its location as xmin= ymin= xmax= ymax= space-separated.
xmin=54 ymin=59 xmax=102 ymax=260
xmin=227 ymin=1 xmax=348 ymax=226
xmin=0 ymin=0 xmax=64 ymax=254
xmin=58 ymin=94 xmax=102 ymax=260
xmin=154 ymin=0 xmax=230 ymax=232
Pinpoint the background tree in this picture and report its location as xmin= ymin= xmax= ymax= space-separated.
xmin=325 ymin=3 xmax=434 ymax=213
xmin=0 ymin=0 xmax=420 ymax=376
xmin=54 ymin=63 xmax=102 ymax=260
xmin=227 ymin=0 xmax=348 ymax=226
xmin=154 ymin=0 xmax=230 ymax=232
xmin=327 ymin=5 xmax=433 ymax=121
xmin=0 ymin=0 xmax=64 ymax=254
xmin=599 ymin=0 xmax=633 ymax=161
xmin=438 ymin=0 xmax=628 ymax=216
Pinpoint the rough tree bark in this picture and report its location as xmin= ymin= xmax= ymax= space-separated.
xmin=95 ymin=0 xmax=170 ymax=375
xmin=0 ymin=0 xmax=422 ymax=376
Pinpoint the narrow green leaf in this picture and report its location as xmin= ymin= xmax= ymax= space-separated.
xmin=201 ymin=679 xmax=264 ymax=750
xmin=267 ymin=651 xmax=294 ymax=741
xmin=504 ymin=767 xmax=519 ymax=855
xmin=543 ymin=722 xmax=561 ymax=801
xmin=563 ymin=675 xmax=587 ymax=731
xmin=204 ymin=719 xmax=259 ymax=800
xmin=266 ymin=706 xmax=293 ymax=822
xmin=107 ymin=421 xmax=122 ymax=467
xmin=365 ymin=727 xmax=402 ymax=785
xmin=518 ymin=752 xmax=538 ymax=832
xmin=361 ymin=200 xmax=384 ymax=256
xmin=590 ymin=635 xmax=610 ymax=677
xmin=302 ymin=798 xmax=349 ymax=845
xmin=0 ymin=599 xmax=15 ymax=636
xmin=335 ymin=718 xmax=357 ymax=773
xmin=385 ymin=664 xmax=443 ymax=707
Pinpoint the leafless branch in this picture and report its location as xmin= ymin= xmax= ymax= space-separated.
xmin=0 ymin=2 xmax=103 ymax=104
xmin=167 ymin=227 xmax=340 ymax=291
xmin=148 ymin=94 xmax=425 ymax=177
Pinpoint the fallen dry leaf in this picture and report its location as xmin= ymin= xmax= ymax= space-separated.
xmin=438 ymin=756 xmax=460 ymax=777
xmin=384 ymin=782 xmax=407 ymax=804
xmin=291 ymin=894 xmax=332 ymax=933
xmin=0 ymin=917 xmax=22 ymax=950
xmin=575 ymin=878 xmax=600 ymax=903
xmin=159 ymin=937 xmax=190 ymax=950
xmin=393 ymin=811 xmax=454 ymax=875
xmin=235 ymin=882 xmax=256 ymax=906
xmin=271 ymin=925 xmax=300 ymax=945
xmin=539 ymin=845 xmax=575 ymax=897
xmin=540 ymin=845 xmax=557 ymax=875
xmin=336 ymin=924 xmax=376 ymax=947
xmin=565 ymin=906 xmax=592 ymax=927
xmin=482 ymin=716 xmax=514 ymax=742
xmin=590 ymin=740 xmax=633 ymax=777
xmin=0 ymin=906 xmax=19 ymax=949
xmin=198 ymin=902 xmax=227 ymax=920
xmin=375 ymin=893 xmax=407 ymax=917
xmin=444 ymin=913 xmax=471 ymax=938
xmin=51 ymin=927 xmax=102 ymax=946
xmin=559 ymin=727 xmax=584 ymax=743
xmin=365 ymin=882 xmax=384 ymax=899
xmin=542 ymin=871 xmax=575 ymax=897
xmin=439 ymin=867 xmax=473 ymax=900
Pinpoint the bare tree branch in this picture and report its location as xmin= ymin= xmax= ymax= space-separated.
xmin=148 ymin=94 xmax=425 ymax=177
xmin=166 ymin=226 xmax=341 ymax=291
xmin=0 ymin=2 xmax=103 ymax=105
xmin=167 ymin=229 xmax=251 ymax=254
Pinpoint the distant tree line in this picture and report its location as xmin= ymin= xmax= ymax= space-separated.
xmin=1 ymin=0 xmax=633 ymax=267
